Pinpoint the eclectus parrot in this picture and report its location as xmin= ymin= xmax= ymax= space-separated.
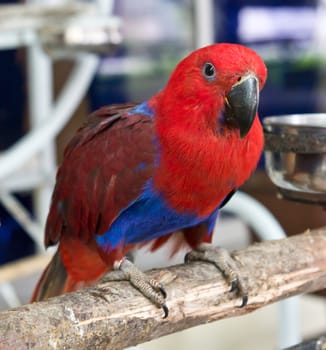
xmin=32 ymin=43 xmax=267 ymax=317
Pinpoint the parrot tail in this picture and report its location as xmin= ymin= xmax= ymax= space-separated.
xmin=30 ymin=250 xmax=87 ymax=302
xmin=31 ymin=237 xmax=110 ymax=302
xmin=31 ymin=250 xmax=68 ymax=302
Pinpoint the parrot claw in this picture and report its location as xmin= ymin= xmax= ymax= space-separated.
xmin=162 ymin=304 xmax=169 ymax=319
xmin=239 ymin=295 xmax=248 ymax=308
xmin=230 ymin=279 xmax=239 ymax=293
xmin=185 ymin=245 xmax=248 ymax=308
xmin=158 ymin=285 xmax=167 ymax=299
xmin=100 ymin=258 xmax=169 ymax=317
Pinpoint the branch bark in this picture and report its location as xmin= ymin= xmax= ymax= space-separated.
xmin=1 ymin=227 xmax=326 ymax=350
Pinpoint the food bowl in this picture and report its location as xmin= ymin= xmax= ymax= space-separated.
xmin=263 ymin=114 xmax=326 ymax=206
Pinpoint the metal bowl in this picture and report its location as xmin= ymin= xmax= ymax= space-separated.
xmin=263 ymin=114 xmax=326 ymax=206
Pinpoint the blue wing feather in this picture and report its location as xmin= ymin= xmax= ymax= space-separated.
xmin=130 ymin=101 xmax=154 ymax=117
xmin=95 ymin=179 xmax=219 ymax=251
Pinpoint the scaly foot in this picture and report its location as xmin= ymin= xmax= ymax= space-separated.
xmin=185 ymin=244 xmax=248 ymax=307
xmin=98 ymin=258 xmax=169 ymax=318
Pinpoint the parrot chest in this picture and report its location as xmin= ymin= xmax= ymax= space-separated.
xmin=153 ymin=118 xmax=263 ymax=217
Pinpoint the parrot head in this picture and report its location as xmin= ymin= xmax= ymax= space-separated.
xmin=152 ymin=43 xmax=267 ymax=215
xmin=155 ymin=43 xmax=267 ymax=139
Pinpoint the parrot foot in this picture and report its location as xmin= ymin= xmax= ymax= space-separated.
xmin=185 ymin=244 xmax=248 ymax=307
xmin=99 ymin=258 xmax=169 ymax=318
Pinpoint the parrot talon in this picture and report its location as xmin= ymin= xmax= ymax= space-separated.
xmin=184 ymin=252 xmax=192 ymax=264
xmin=185 ymin=245 xmax=249 ymax=306
xmin=162 ymin=304 xmax=169 ymax=318
xmin=239 ymin=295 xmax=248 ymax=308
xmin=158 ymin=285 xmax=167 ymax=299
xmin=230 ymin=279 xmax=239 ymax=293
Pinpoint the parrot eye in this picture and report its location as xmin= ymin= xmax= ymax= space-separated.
xmin=202 ymin=62 xmax=216 ymax=80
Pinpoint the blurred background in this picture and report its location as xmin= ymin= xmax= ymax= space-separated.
xmin=0 ymin=0 xmax=325 ymax=349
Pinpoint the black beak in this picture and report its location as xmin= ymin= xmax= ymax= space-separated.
xmin=224 ymin=75 xmax=259 ymax=138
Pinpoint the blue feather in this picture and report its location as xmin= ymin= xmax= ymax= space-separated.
xmin=95 ymin=180 xmax=219 ymax=251
xmin=135 ymin=162 xmax=148 ymax=173
xmin=130 ymin=101 xmax=154 ymax=117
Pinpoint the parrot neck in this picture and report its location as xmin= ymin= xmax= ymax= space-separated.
xmin=150 ymin=95 xmax=263 ymax=217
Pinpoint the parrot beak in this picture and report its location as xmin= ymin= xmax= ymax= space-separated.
xmin=224 ymin=74 xmax=259 ymax=138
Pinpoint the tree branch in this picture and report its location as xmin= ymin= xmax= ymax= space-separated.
xmin=1 ymin=227 xmax=326 ymax=350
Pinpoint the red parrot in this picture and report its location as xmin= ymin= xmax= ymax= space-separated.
xmin=32 ymin=43 xmax=267 ymax=316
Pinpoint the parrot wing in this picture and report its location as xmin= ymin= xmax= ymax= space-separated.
xmin=45 ymin=103 xmax=156 ymax=248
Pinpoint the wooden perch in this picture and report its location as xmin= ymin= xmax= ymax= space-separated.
xmin=1 ymin=227 xmax=326 ymax=350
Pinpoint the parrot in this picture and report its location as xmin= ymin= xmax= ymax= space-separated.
xmin=31 ymin=43 xmax=267 ymax=317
